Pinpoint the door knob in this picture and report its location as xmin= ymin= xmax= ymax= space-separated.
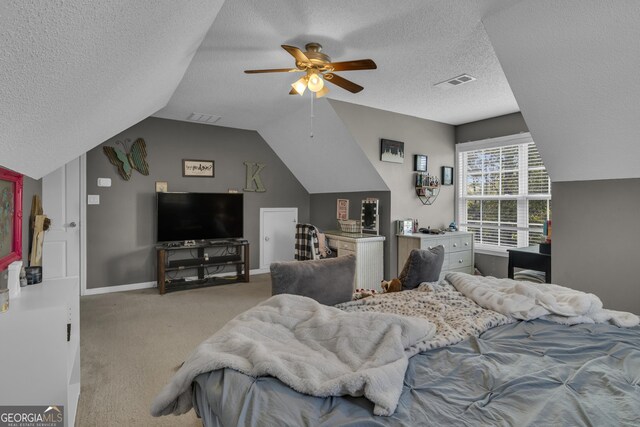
xmin=69 ymin=222 xmax=77 ymax=228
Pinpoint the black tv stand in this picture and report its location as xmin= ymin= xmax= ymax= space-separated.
xmin=156 ymin=239 xmax=250 ymax=294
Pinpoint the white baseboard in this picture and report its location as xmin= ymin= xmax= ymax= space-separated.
xmin=84 ymin=269 xmax=270 ymax=295
xmin=84 ymin=281 xmax=156 ymax=295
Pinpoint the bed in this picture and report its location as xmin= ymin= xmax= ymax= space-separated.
xmin=153 ymin=273 xmax=640 ymax=426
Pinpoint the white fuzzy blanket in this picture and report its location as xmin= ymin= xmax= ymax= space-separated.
xmin=150 ymin=294 xmax=436 ymax=417
xmin=445 ymin=273 xmax=639 ymax=327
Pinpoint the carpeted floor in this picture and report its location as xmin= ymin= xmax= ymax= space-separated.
xmin=76 ymin=274 xmax=272 ymax=426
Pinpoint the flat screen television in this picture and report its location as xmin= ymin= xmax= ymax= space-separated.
xmin=157 ymin=192 xmax=243 ymax=242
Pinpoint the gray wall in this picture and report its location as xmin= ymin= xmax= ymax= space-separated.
xmin=455 ymin=112 xmax=530 ymax=143
xmin=331 ymin=100 xmax=456 ymax=276
xmin=553 ymin=180 xmax=640 ymax=313
xmin=0 ymin=175 xmax=41 ymax=289
xmin=455 ymin=112 xmax=529 ymax=278
xmin=86 ymin=118 xmax=310 ymax=289
xmin=310 ymin=191 xmax=392 ymax=278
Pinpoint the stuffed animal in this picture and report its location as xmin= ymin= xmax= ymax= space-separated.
xmin=352 ymin=278 xmax=403 ymax=300
xmin=380 ymin=278 xmax=402 ymax=293
xmin=353 ymin=288 xmax=378 ymax=300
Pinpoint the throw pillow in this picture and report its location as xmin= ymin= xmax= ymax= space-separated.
xmin=398 ymin=246 xmax=445 ymax=290
xmin=270 ymin=255 xmax=356 ymax=306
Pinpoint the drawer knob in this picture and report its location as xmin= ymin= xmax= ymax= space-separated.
xmin=464 ymin=242 xmax=469 ymax=246
xmin=453 ymin=243 xmax=457 ymax=247
xmin=458 ymin=259 xmax=463 ymax=263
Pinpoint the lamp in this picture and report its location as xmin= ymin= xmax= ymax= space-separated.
xmin=291 ymin=76 xmax=308 ymax=95
xmin=307 ymin=71 xmax=324 ymax=93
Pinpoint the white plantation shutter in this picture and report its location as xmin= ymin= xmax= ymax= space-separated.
xmin=456 ymin=133 xmax=551 ymax=252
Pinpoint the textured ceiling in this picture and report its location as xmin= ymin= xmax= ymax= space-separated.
xmin=483 ymin=0 xmax=640 ymax=182
xmin=155 ymin=0 xmax=519 ymax=129
xmin=0 ymin=0 xmax=224 ymax=178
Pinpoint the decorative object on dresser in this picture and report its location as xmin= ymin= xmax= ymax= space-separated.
xmin=103 ymin=138 xmax=149 ymax=180
xmin=325 ymin=232 xmax=386 ymax=292
xmin=183 ymin=159 xmax=214 ymax=177
xmin=441 ymin=166 xmax=453 ymax=185
xmin=414 ymin=172 xmax=440 ymax=205
xmin=361 ymin=198 xmax=379 ymax=235
xmin=380 ymin=138 xmax=404 ymax=163
xmin=397 ymin=231 xmax=474 ymax=280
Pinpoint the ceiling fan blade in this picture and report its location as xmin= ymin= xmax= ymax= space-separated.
xmin=281 ymin=45 xmax=310 ymax=65
xmin=325 ymin=73 xmax=364 ymax=93
xmin=328 ymin=59 xmax=377 ymax=72
xmin=244 ymin=68 xmax=300 ymax=74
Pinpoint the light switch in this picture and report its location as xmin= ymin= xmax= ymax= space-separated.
xmin=88 ymin=195 xmax=100 ymax=205
xmin=97 ymin=178 xmax=111 ymax=187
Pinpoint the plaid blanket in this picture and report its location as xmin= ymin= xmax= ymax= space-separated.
xmin=295 ymin=223 xmax=320 ymax=260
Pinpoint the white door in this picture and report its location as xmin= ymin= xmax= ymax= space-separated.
xmin=42 ymin=157 xmax=81 ymax=282
xmin=260 ymin=208 xmax=298 ymax=269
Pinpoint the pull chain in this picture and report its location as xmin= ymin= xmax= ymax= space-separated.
xmin=310 ymin=92 xmax=314 ymax=138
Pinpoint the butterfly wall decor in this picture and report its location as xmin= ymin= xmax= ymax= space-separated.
xmin=103 ymin=138 xmax=150 ymax=180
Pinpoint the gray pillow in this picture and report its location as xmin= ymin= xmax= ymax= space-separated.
xmin=398 ymin=246 xmax=445 ymax=290
xmin=270 ymin=255 xmax=356 ymax=306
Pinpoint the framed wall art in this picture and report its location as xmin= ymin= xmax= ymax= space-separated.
xmin=0 ymin=167 xmax=23 ymax=271
xmin=336 ymin=199 xmax=349 ymax=220
xmin=414 ymin=155 xmax=427 ymax=172
xmin=380 ymin=139 xmax=404 ymax=164
xmin=183 ymin=159 xmax=214 ymax=177
xmin=442 ymin=166 xmax=454 ymax=186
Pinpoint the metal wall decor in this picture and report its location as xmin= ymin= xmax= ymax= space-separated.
xmin=243 ymin=162 xmax=266 ymax=192
xmin=103 ymin=138 xmax=150 ymax=180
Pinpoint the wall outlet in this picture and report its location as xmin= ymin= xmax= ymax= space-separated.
xmin=88 ymin=195 xmax=100 ymax=205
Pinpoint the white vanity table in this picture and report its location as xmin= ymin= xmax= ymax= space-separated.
xmin=324 ymin=231 xmax=385 ymax=291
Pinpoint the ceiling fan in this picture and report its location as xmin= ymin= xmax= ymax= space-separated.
xmin=244 ymin=43 xmax=377 ymax=97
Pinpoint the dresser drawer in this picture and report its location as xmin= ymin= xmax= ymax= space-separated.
xmin=334 ymin=240 xmax=356 ymax=252
xmin=448 ymin=250 xmax=472 ymax=269
xmin=420 ymin=238 xmax=450 ymax=252
xmin=450 ymin=234 xmax=472 ymax=253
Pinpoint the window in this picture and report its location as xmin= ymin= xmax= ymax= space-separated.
xmin=456 ymin=133 xmax=551 ymax=253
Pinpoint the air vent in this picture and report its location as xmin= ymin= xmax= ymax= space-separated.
xmin=187 ymin=113 xmax=221 ymax=124
xmin=434 ymin=74 xmax=477 ymax=90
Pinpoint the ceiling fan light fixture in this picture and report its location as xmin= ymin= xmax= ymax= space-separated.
xmin=315 ymin=86 xmax=329 ymax=98
xmin=291 ymin=76 xmax=308 ymax=95
xmin=307 ymin=71 xmax=325 ymax=92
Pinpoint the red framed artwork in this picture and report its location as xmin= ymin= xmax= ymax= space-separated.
xmin=0 ymin=167 xmax=23 ymax=271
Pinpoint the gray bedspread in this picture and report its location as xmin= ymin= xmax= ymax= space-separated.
xmin=192 ymin=319 xmax=640 ymax=426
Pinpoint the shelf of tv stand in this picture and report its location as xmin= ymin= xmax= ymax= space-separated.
xmin=156 ymin=240 xmax=250 ymax=295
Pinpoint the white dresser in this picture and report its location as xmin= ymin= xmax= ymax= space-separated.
xmin=0 ymin=278 xmax=80 ymax=427
xmin=325 ymin=232 xmax=386 ymax=291
xmin=397 ymin=231 xmax=474 ymax=279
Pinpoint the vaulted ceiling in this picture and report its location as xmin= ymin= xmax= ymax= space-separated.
xmin=1 ymin=1 xmax=639 ymax=187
